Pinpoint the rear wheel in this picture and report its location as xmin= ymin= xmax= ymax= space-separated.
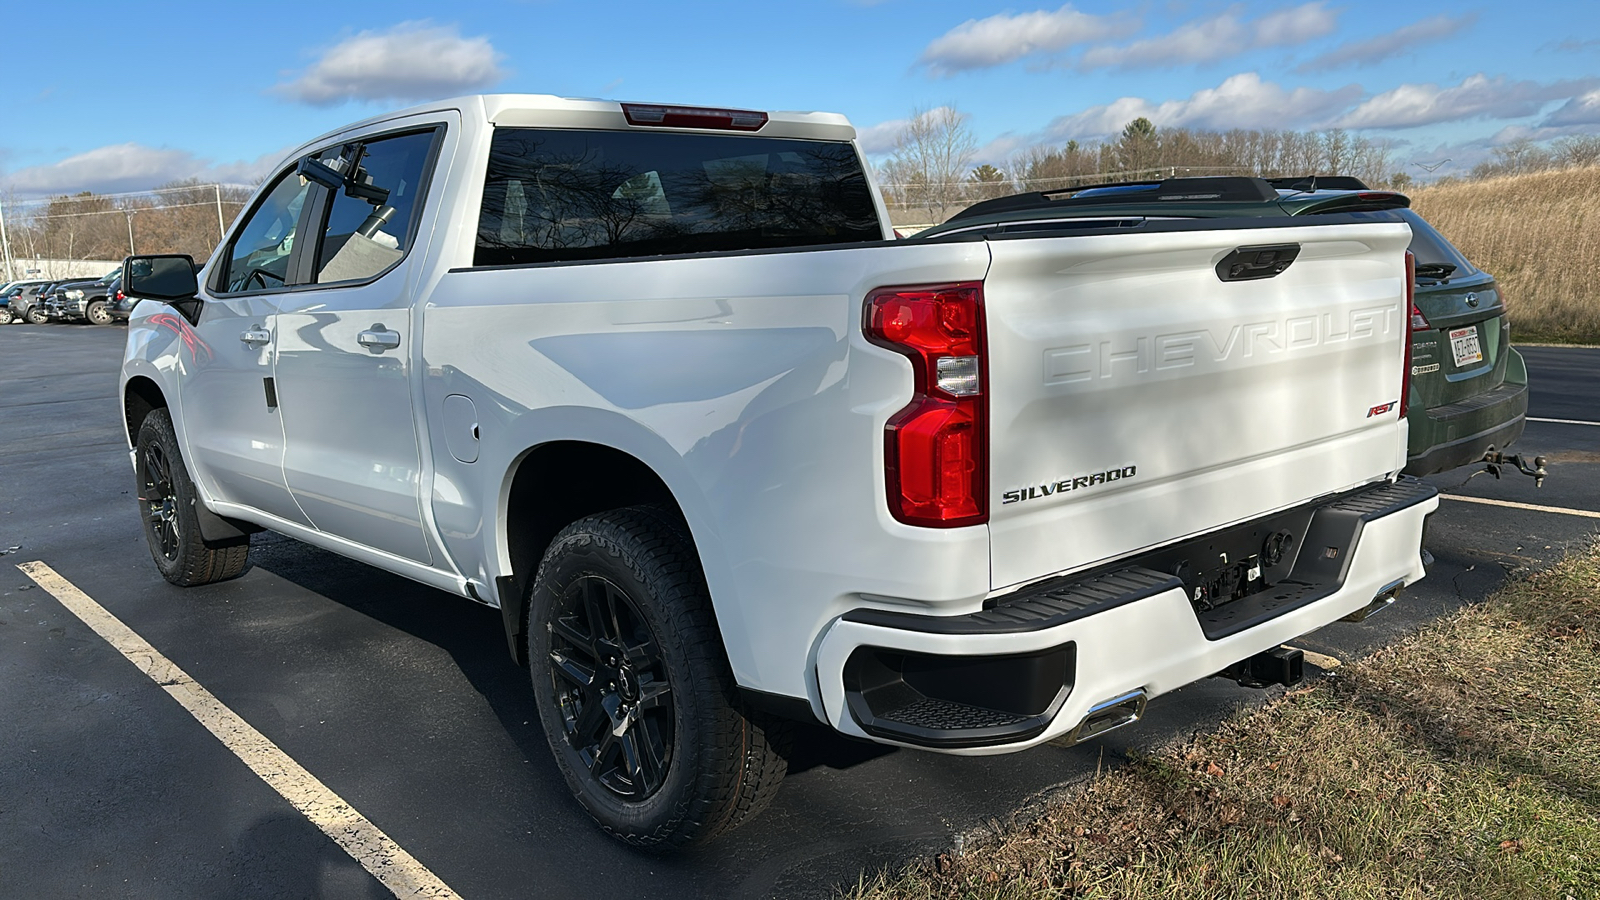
xmin=87 ymin=300 xmax=112 ymax=325
xmin=528 ymin=506 xmax=789 ymax=848
xmin=25 ymin=307 xmax=48 ymax=325
xmin=135 ymin=408 xmax=249 ymax=586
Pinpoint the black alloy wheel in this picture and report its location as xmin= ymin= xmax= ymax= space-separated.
xmin=134 ymin=408 xmax=250 ymax=586
xmin=548 ymin=574 xmax=674 ymax=800
xmin=140 ymin=438 xmax=181 ymax=562
xmin=529 ymin=506 xmax=790 ymax=848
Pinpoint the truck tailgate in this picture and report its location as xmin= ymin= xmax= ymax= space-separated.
xmin=984 ymin=222 xmax=1413 ymax=591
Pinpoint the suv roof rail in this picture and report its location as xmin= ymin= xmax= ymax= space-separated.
xmin=1265 ymin=175 xmax=1371 ymax=191
xmin=948 ymin=176 xmax=1280 ymax=222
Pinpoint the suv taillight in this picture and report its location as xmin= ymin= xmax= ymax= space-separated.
xmin=865 ymin=282 xmax=987 ymax=527
xmin=1401 ymin=250 xmax=1417 ymax=417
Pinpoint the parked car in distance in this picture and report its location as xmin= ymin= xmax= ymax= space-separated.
xmin=922 ymin=176 xmax=1533 ymax=481
xmin=0 ymin=280 xmax=52 ymax=324
xmin=8 ymin=280 xmax=61 ymax=324
xmin=42 ymin=269 xmax=121 ymax=324
xmin=103 ymin=274 xmax=139 ymax=323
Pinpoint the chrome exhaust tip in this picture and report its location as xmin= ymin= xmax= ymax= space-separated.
xmin=1062 ymin=689 xmax=1147 ymax=746
xmin=1342 ymin=579 xmax=1404 ymax=623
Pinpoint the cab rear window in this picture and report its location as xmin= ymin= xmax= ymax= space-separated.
xmin=475 ymin=128 xmax=881 ymax=266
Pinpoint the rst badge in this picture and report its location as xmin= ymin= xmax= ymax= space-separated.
xmin=1367 ymin=401 xmax=1397 ymax=417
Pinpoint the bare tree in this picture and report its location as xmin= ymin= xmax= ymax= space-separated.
xmin=880 ymin=105 xmax=978 ymax=223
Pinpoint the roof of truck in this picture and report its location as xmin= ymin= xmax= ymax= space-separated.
xmin=289 ymin=94 xmax=858 ymax=161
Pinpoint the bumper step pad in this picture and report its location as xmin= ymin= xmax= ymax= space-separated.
xmin=835 ymin=477 xmax=1436 ymax=749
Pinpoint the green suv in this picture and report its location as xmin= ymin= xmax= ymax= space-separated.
xmin=917 ymin=176 xmax=1530 ymax=478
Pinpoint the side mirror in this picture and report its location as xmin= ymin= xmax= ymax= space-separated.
xmin=123 ymin=254 xmax=198 ymax=301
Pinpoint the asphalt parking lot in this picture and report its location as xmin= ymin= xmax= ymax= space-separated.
xmin=2 ymin=323 xmax=1596 ymax=899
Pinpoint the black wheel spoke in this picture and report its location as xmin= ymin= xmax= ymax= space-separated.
xmin=618 ymin=729 xmax=649 ymax=791
xmin=581 ymin=579 xmax=611 ymax=643
xmin=572 ymin=695 xmax=607 ymax=743
xmin=550 ymin=615 xmax=591 ymax=653
xmin=547 ymin=572 xmax=674 ymax=802
xmin=635 ymin=678 xmax=670 ymax=712
xmin=549 ymin=649 xmax=595 ymax=690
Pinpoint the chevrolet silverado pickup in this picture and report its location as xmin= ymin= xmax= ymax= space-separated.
xmin=119 ymin=94 xmax=1437 ymax=848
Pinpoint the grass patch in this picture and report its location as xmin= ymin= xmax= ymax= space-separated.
xmin=1409 ymin=168 xmax=1600 ymax=345
xmin=850 ymin=545 xmax=1600 ymax=900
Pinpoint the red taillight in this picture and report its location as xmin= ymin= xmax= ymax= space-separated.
xmin=865 ymin=283 xmax=987 ymax=527
xmin=621 ymin=103 xmax=768 ymax=131
xmin=115 ymin=290 xmax=125 ymax=301
xmin=1401 ymin=250 xmax=1417 ymax=417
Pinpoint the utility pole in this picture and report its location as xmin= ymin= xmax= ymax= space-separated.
xmin=214 ymin=183 xmax=225 ymax=239
xmin=125 ymin=210 xmax=136 ymax=257
xmin=0 ymin=193 xmax=14 ymax=282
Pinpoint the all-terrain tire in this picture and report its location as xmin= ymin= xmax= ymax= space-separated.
xmin=135 ymin=408 xmax=249 ymax=586
xmin=528 ymin=505 xmax=789 ymax=848
xmin=87 ymin=300 xmax=112 ymax=325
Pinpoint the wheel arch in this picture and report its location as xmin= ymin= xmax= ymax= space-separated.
xmin=491 ymin=426 xmax=734 ymax=671
xmin=124 ymin=374 xmax=168 ymax=448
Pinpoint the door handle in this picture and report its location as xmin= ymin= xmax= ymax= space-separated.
xmin=357 ymin=326 xmax=402 ymax=352
xmin=240 ymin=327 xmax=270 ymax=345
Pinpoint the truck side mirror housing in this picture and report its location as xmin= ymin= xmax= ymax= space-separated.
xmin=124 ymin=254 xmax=198 ymax=301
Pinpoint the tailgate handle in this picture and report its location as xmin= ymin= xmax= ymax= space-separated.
xmin=1216 ymin=243 xmax=1300 ymax=282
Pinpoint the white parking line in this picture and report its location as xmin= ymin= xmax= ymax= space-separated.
xmin=16 ymin=561 xmax=460 ymax=900
xmin=1528 ymin=416 xmax=1600 ymax=427
xmin=1439 ymin=494 xmax=1600 ymax=520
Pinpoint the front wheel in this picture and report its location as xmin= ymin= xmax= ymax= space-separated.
xmin=528 ymin=506 xmax=789 ymax=848
xmin=135 ymin=408 xmax=249 ymax=586
xmin=0 ymin=308 xmax=12 ymax=325
xmin=25 ymin=307 xmax=48 ymax=325
xmin=87 ymin=300 xmax=112 ymax=325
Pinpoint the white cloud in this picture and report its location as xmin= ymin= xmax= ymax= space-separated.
xmin=855 ymin=117 xmax=911 ymax=155
xmin=918 ymin=5 xmax=1137 ymax=76
xmin=855 ymin=106 xmax=964 ymax=155
xmin=2 ymin=144 xmax=281 ymax=197
xmin=274 ymin=21 xmax=505 ymax=106
xmin=1297 ymin=13 xmax=1478 ymax=72
xmin=1041 ymin=72 xmax=1362 ymax=141
xmin=1335 ymin=74 xmax=1600 ymax=129
xmin=1543 ymin=89 xmax=1600 ymax=127
xmin=1076 ymin=2 xmax=1336 ymax=71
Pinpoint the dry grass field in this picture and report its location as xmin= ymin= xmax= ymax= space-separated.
xmin=851 ymin=544 xmax=1600 ymax=900
xmin=1408 ymin=166 xmax=1600 ymax=344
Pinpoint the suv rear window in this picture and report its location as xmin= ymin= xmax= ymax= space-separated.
xmin=1396 ymin=209 xmax=1478 ymax=277
xmin=475 ymin=128 xmax=881 ymax=266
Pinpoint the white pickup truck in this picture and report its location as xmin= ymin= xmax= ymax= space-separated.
xmin=120 ymin=94 xmax=1437 ymax=848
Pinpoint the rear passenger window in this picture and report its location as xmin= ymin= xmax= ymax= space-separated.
xmin=314 ymin=129 xmax=438 ymax=284
xmin=475 ymin=128 xmax=881 ymax=266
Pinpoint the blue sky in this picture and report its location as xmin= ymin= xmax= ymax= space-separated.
xmin=4 ymin=0 xmax=1598 ymax=198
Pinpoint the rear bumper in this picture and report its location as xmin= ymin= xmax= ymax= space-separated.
xmin=815 ymin=478 xmax=1438 ymax=754
xmin=1404 ymin=381 xmax=1528 ymax=476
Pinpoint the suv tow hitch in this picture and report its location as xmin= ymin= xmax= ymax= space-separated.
xmin=1480 ymin=449 xmax=1547 ymax=488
